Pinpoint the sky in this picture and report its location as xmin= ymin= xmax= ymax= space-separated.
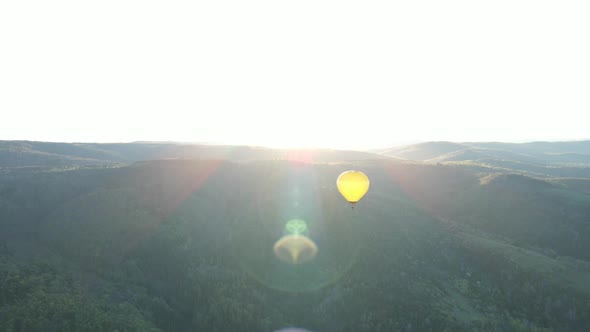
xmin=1 ymin=1 xmax=589 ymax=150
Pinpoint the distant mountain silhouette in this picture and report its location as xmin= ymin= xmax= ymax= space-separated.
xmin=2 ymin=140 xmax=590 ymax=330
xmin=0 ymin=141 xmax=389 ymax=168
xmin=383 ymin=140 xmax=590 ymax=164
xmin=380 ymin=140 xmax=590 ymax=178
xmin=381 ymin=141 xmax=467 ymax=161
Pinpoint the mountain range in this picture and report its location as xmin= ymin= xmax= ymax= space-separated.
xmin=1 ymin=140 xmax=589 ymax=331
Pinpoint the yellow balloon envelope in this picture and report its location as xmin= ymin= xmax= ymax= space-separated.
xmin=336 ymin=170 xmax=370 ymax=206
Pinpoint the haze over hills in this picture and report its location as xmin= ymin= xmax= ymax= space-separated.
xmin=1 ymin=140 xmax=590 ymax=331
xmin=2 ymin=0 xmax=589 ymax=329
xmin=381 ymin=140 xmax=590 ymax=178
xmin=3 ymin=139 xmax=590 ymax=168
xmin=382 ymin=140 xmax=590 ymax=164
xmin=0 ymin=140 xmax=389 ymax=168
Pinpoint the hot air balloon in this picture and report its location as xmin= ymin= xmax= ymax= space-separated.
xmin=336 ymin=170 xmax=370 ymax=208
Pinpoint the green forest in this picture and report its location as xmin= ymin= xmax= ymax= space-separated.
xmin=1 ymin=141 xmax=590 ymax=331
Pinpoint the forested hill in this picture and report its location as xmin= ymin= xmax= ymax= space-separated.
xmin=382 ymin=141 xmax=590 ymax=164
xmin=381 ymin=140 xmax=590 ymax=178
xmin=0 ymin=141 xmax=387 ymax=168
xmin=1 ymin=141 xmax=590 ymax=331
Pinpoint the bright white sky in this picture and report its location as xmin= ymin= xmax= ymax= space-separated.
xmin=1 ymin=1 xmax=589 ymax=150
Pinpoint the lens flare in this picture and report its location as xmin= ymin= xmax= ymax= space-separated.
xmin=273 ymin=235 xmax=318 ymax=264
xmin=284 ymin=219 xmax=308 ymax=236
xmin=230 ymin=165 xmax=363 ymax=291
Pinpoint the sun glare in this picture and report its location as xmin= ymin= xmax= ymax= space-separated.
xmin=1 ymin=1 xmax=589 ymax=146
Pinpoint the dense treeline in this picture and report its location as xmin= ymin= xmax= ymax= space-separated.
xmin=1 ymin=159 xmax=590 ymax=331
